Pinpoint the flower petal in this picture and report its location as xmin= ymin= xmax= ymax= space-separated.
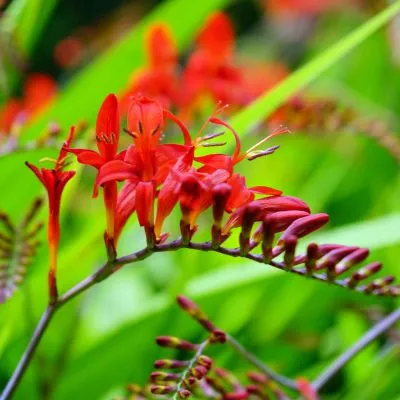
xmin=94 ymin=160 xmax=138 ymax=197
xmin=96 ymin=94 xmax=120 ymax=160
xmin=135 ymin=181 xmax=155 ymax=227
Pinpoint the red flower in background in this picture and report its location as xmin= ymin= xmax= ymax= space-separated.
xmin=0 ymin=73 xmax=56 ymax=135
xmin=120 ymin=24 xmax=180 ymax=112
xmin=120 ymin=12 xmax=290 ymax=125
xmin=26 ymin=129 xmax=75 ymax=303
xmin=180 ymin=12 xmax=248 ymax=119
xmin=265 ymin=0 xmax=352 ymax=16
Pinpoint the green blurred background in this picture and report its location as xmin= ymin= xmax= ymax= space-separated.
xmin=0 ymin=0 xmax=399 ymax=399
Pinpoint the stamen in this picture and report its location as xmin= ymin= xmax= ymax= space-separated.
xmin=102 ymin=133 xmax=111 ymax=144
xmin=201 ymin=141 xmax=227 ymax=148
xmin=198 ymin=131 xmax=225 ymax=143
xmin=39 ymin=157 xmax=58 ymax=164
xmin=151 ymin=124 xmax=161 ymax=136
xmin=123 ymin=128 xmax=137 ymax=139
xmin=194 ymin=101 xmax=229 ymax=141
xmin=138 ymin=121 xmax=144 ymax=135
xmin=96 ymin=132 xmax=117 ymax=143
xmin=247 ymin=145 xmax=280 ymax=161
xmin=246 ymin=126 xmax=290 ymax=154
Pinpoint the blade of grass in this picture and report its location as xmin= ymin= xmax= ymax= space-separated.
xmin=0 ymin=0 xmax=59 ymax=97
xmin=230 ymin=0 xmax=400 ymax=133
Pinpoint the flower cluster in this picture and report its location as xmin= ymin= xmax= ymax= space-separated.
xmin=121 ymin=12 xmax=287 ymax=121
xmin=117 ymin=296 xmax=319 ymax=400
xmin=26 ymin=93 xmax=399 ymax=299
xmin=66 ymin=93 xmax=294 ymax=252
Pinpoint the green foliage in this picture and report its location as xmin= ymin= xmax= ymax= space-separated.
xmin=0 ymin=0 xmax=399 ymax=399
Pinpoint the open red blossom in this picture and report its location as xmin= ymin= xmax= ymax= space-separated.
xmin=67 ymin=93 xmax=121 ymax=171
xmin=95 ymin=95 xmax=194 ymax=239
xmin=26 ymin=128 xmax=75 ymax=303
xmin=66 ymin=94 xmax=122 ymax=253
xmin=179 ymin=169 xmax=230 ymax=229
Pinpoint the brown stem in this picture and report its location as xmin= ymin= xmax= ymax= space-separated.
xmin=227 ymin=335 xmax=298 ymax=391
xmin=172 ymin=340 xmax=209 ymax=400
xmin=312 ymin=307 xmax=400 ymax=391
xmin=0 ymin=305 xmax=56 ymax=400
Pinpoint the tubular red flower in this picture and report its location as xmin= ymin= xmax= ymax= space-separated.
xmin=147 ymin=24 xmax=178 ymax=69
xmin=135 ymin=181 xmax=156 ymax=228
xmin=67 ymin=94 xmax=121 ymax=250
xmin=196 ymin=12 xmax=234 ymax=59
xmin=26 ymin=128 xmax=75 ymax=303
xmin=223 ymin=195 xmax=310 ymax=234
xmin=120 ymin=24 xmax=179 ymax=111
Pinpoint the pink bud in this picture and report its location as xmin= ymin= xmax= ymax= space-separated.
xmin=280 ymin=214 xmax=329 ymax=242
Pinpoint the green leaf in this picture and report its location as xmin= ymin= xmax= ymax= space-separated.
xmin=229 ymin=0 xmax=400 ymax=133
xmin=0 ymin=0 xmax=59 ymax=96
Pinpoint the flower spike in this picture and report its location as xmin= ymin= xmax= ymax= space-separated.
xmin=26 ymin=128 xmax=76 ymax=304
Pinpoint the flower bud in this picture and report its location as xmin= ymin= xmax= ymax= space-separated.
xmin=150 ymin=384 xmax=175 ymax=395
xmin=279 ymin=214 xmax=329 ymax=244
xmin=197 ymin=355 xmax=212 ymax=369
xmin=150 ymin=371 xmax=180 ymax=383
xmin=210 ymin=329 xmax=227 ymax=343
xmin=364 ymin=276 xmax=395 ymax=293
xmin=347 ymin=262 xmax=382 ymax=288
xmin=261 ymin=216 xmax=274 ymax=262
xmin=247 ymin=372 xmax=268 ymax=384
xmin=240 ymin=203 xmax=260 ymax=255
xmin=178 ymin=389 xmax=191 ymax=398
xmin=154 ymin=359 xmax=189 ymax=369
xmin=316 ymin=246 xmax=358 ymax=272
xmin=212 ymin=183 xmax=231 ymax=226
xmin=283 ymin=235 xmax=297 ymax=270
xmin=305 ymin=243 xmax=319 ymax=275
xmin=212 ymin=183 xmax=231 ymax=247
xmin=177 ymin=296 xmax=216 ymax=331
xmin=224 ymin=391 xmax=249 ymax=399
xmin=156 ymin=336 xmax=198 ymax=351
xmin=190 ymin=365 xmax=208 ymax=380
xmin=182 ymin=376 xmax=196 ymax=389
xmin=335 ymin=248 xmax=370 ymax=275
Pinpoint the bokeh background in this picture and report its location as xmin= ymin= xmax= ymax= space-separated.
xmin=0 ymin=0 xmax=399 ymax=399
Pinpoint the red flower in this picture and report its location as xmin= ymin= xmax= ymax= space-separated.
xmin=95 ymin=95 xmax=193 ymax=243
xmin=26 ymin=129 xmax=75 ymax=303
xmin=66 ymin=94 xmax=121 ymax=256
xmin=120 ymin=24 xmax=179 ymax=111
xmin=180 ymin=12 xmax=247 ymax=119
xmin=266 ymin=0 xmax=349 ymax=16
xmin=0 ymin=73 xmax=56 ymax=134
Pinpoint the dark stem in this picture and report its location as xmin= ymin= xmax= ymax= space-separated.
xmin=312 ymin=307 xmax=400 ymax=391
xmin=172 ymin=339 xmax=209 ymax=400
xmin=0 ymin=305 xmax=56 ymax=400
xmin=227 ymin=334 xmax=298 ymax=391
